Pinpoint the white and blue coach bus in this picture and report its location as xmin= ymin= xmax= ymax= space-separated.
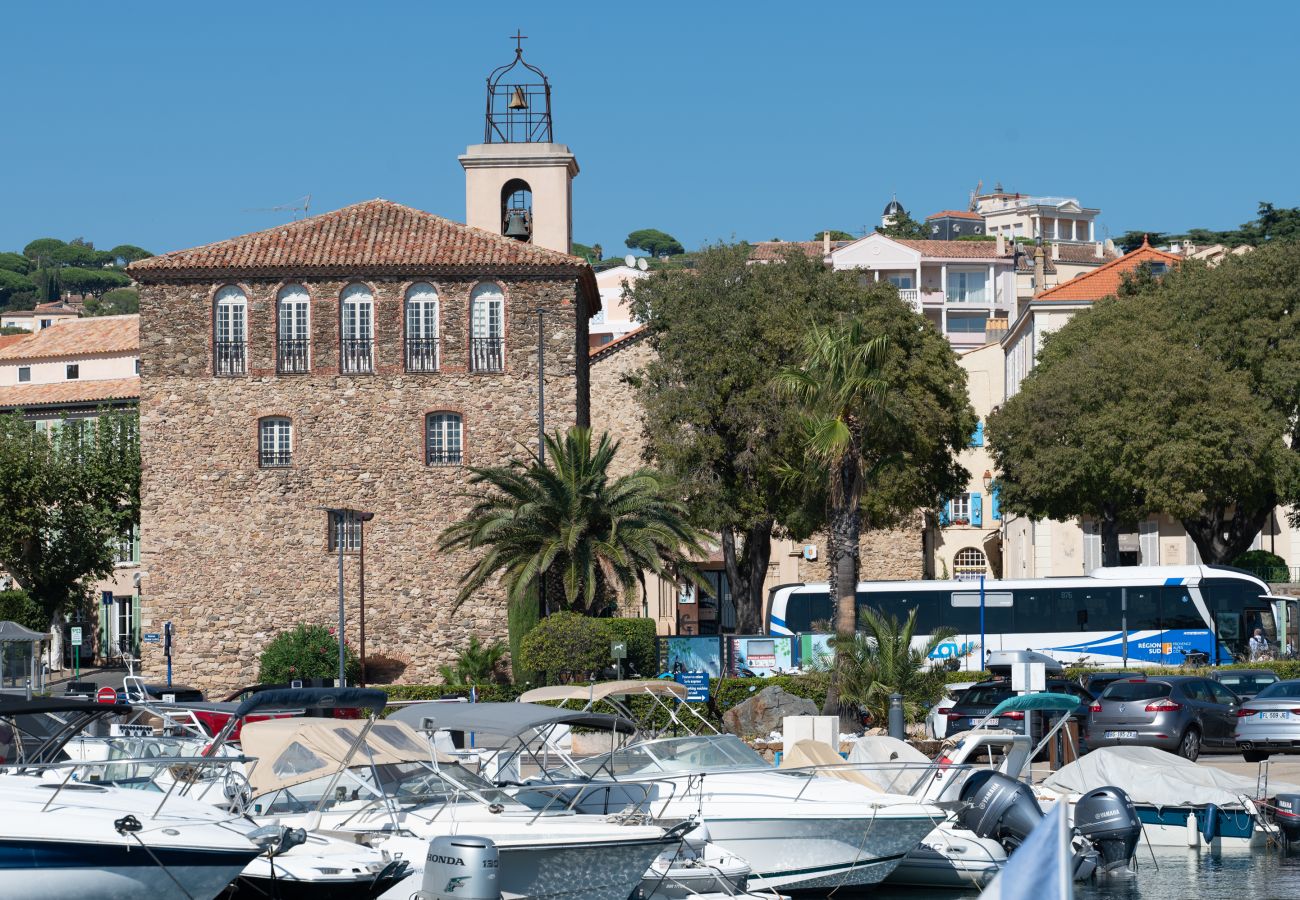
xmin=766 ymin=566 xmax=1298 ymax=668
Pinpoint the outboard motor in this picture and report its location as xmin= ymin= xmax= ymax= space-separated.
xmin=1274 ymin=794 xmax=1300 ymax=844
xmin=957 ymin=770 xmax=1045 ymax=852
xmin=415 ymin=835 xmax=500 ymax=900
xmin=1073 ymin=786 xmax=1142 ymax=874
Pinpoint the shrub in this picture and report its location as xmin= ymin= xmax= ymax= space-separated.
xmin=439 ymin=635 xmax=507 ymax=685
xmin=519 ymin=612 xmax=612 ymax=684
xmin=258 ymin=623 xmax=360 ymax=684
xmin=604 ymin=617 xmax=658 ymax=676
xmin=0 ymin=589 xmax=46 ymax=633
xmin=1232 ymin=549 xmax=1291 ymax=582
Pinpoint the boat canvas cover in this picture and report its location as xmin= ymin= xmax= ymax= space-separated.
xmin=518 ymin=679 xmax=687 ymax=705
xmin=1042 ymin=745 xmax=1300 ymax=808
xmin=780 ymin=739 xmax=887 ymax=792
xmin=240 ymin=717 xmax=448 ymax=796
xmin=847 ymin=735 xmax=932 ymax=794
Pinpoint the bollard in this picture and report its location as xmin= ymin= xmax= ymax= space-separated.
xmin=888 ymin=693 xmax=905 ymax=739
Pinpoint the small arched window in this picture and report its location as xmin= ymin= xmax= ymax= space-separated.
xmin=426 ymin=412 xmax=463 ymax=465
xmin=470 ymin=283 xmax=504 ymax=372
xmin=259 ymin=417 xmax=292 ymax=467
xmin=405 ymin=283 xmax=439 ymax=372
xmin=340 ymin=284 xmax=374 ymax=374
xmin=277 ymin=284 xmax=311 ymax=374
xmin=954 ymin=548 xmax=988 ymax=582
xmin=214 ymin=285 xmax=247 ymax=375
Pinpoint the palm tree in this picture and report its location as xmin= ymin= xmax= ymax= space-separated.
xmin=774 ymin=319 xmax=891 ymax=636
xmin=835 ymin=607 xmax=956 ymax=727
xmin=438 ymin=635 xmax=507 ymax=686
xmin=439 ymin=427 xmax=710 ymax=622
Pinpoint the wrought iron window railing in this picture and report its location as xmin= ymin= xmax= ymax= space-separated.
xmin=426 ymin=447 xmax=463 ymax=466
xmin=260 ymin=449 xmax=292 ymax=468
xmin=215 ymin=340 xmax=246 ymax=376
xmin=340 ymin=338 xmax=373 ymax=374
xmin=277 ymin=339 xmax=310 ymax=374
xmin=470 ymin=337 xmax=504 ymax=373
xmin=405 ymin=337 xmax=440 ymax=373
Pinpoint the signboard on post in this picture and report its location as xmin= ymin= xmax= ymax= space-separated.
xmin=96 ymin=686 xmax=118 ymax=704
xmin=143 ymin=633 xmax=161 ymax=644
xmin=675 ymin=671 xmax=710 ymax=703
xmin=101 ymin=590 xmax=114 ymax=606
xmin=70 ymin=627 xmax=83 ymax=647
xmin=610 ymin=641 xmax=627 ymax=660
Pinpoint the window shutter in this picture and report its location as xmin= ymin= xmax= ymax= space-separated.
xmin=990 ymin=485 xmax=1001 ymax=521
xmin=939 ymin=501 xmax=951 ymax=527
xmin=971 ymin=419 xmax=985 ymax=447
xmin=1139 ymin=519 xmax=1159 ymax=566
xmin=131 ymin=523 xmax=141 ymax=564
xmin=971 ymin=493 xmax=983 ymax=527
xmin=1083 ymin=520 xmax=1101 ymax=573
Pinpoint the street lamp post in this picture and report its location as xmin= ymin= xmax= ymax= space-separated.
xmin=536 ymin=306 xmax=547 ymax=621
xmin=357 ymin=510 xmax=374 ymax=686
xmin=320 ymin=506 xmax=373 ymax=688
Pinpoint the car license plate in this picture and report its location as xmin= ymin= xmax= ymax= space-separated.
xmin=1104 ymin=730 xmax=1138 ymax=739
xmin=1258 ymin=711 xmax=1289 ymax=720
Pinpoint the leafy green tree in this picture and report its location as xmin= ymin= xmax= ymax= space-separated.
xmin=1232 ymin=549 xmax=1289 ymax=583
xmin=32 ymin=268 xmax=60 ymax=302
xmin=84 ymin=287 xmax=139 ymax=316
xmin=836 ymin=607 xmax=955 ymax=725
xmin=439 ymin=635 xmax=507 ymax=685
xmin=0 ymin=589 xmax=45 ymax=632
xmin=257 ymin=623 xmax=360 ymax=684
xmin=57 ymin=267 xmax=130 ymax=298
xmin=23 ymin=238 xmax=65 ymax=266
xmin=813 ymin=230 xmax=855 ymax=241
xmin=1113 ymin=231 xmax=1167 ymax=253
xmin=625 ymin=228 xmax=684 ymax=257
xmin=440 ymin=427 xmax=708 ymax=626
xmin=108 ymin=245 xmax=153 ymax=266
xmin=571 ymin=242 xmax=597 ymax=262
xmin=0 ymin=411 xmax=140 ymax=621
xmin=51 ymin=243 xmax=104 ymax=268
xmin=875 ymin=209 xmax=929 ymax=240
xmin=0 ymin=270 xmax=36 ymax=305
xmin=0 ymin=253 xmax=30 ymax=275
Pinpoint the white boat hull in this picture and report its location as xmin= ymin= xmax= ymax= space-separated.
xmin=884 ymin=823 xmax=1005 ymax=889
xmin=0 ymin=842 xmax=254 ymax=900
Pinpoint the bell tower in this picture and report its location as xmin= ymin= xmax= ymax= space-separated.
xmin=460 ymin=33 xmax=579 ymax=254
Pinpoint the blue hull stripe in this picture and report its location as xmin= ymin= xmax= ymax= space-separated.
xmin=0 ymin=839 xmax=260 ymax=870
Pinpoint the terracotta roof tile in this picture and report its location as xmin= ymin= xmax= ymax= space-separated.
xmin=128 ymin=199 xmax=588 ymax=278
xmin=0 ymin=315 xmax=138 ymax=361
xmin=0 ymin=335 xmax=28 ymax=352
xmin=1036 ymin=240 xmax=1182 ymax=302
xmin=893 ymin=239 xmax=1013 ymax=259
xmin=590 ymin=325 xmax=648 ymax=362
xmin=925 ymin=210 xmax=983 ymax=220
xmin=748 ymin=240 xmax=851 ymax=261
xmin=0 ymin=376 xmax=139 ymax=410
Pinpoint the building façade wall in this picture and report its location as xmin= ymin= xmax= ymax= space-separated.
xmin=136 ymin=273 xmax=586 ymax=694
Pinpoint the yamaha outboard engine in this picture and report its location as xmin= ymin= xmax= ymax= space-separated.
xmin=415 ymin=836 xmax=500 ymax=900
xmin=1074 ymin=786 xmax=1142 ymax=873
xmin=957 ymin=770 xmax=1045 ymax=852
xmin=1275 ymin=794 xmax=1300 ymax=844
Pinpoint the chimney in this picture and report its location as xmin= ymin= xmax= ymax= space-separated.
xmin=996 ymin=233 xmax=1006 ymax=256
xmin=823 ymin=230 xmax=831 ymax=255
xmin=1051 ymin=242 xmax=1061 ymax=261
xmin=1094 ymin=241 xmax=1103 ymax=258
xmin=1033 ymin=244 xmax=1047 ymax=296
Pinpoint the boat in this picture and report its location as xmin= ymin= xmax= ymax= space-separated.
xmin=0 ymin=695 xmax=264 ymax=900
xmin=396 ymin=695 xmax=946 ymax=893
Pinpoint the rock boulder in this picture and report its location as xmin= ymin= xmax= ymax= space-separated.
xmin=722 ymin=685 xmax=819 ymax=738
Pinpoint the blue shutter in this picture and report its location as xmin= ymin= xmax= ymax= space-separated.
xmin=939 ymin=501 xmax=951 ymax=526
xmin=971 ymin=493 xmax=983 ymax=527
xmin=990 ymin=485 xmax=1001 ymax=521
xmin=971 ymin=420 xmax=985 ymax=448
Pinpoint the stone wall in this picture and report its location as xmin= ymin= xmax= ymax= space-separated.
xmin=136 ymin=273 xmax=586 ymax=694
xmin=796 ymin=516 xmax=928 ymax=585
xmin=589 ymin=330 xmax=651 ymax=479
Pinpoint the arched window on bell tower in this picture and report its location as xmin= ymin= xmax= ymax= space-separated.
xmin=501 ymin=178 xmax=533 ymax=242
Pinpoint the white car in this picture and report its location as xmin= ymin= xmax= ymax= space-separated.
xmin=927 ymin=681 xmax=978 ymax=740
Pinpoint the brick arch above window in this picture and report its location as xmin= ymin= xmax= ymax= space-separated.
xmin=340 ymin=282 xmax=375 ymax=374
xmin=469 ymin=282 xmax=505 ymax=373
xmin=404 ymin=282 xmax=440 ymax=373
xmin=213 ymin=284 xmax=248 ymax=376
xmin=276 ymin=284 xmax=311 ymax=374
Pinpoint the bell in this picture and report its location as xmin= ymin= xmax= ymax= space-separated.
xmin=508 ymin=86 xmax=528 ymax=110
xmin=503 ymin=210 xmax=530 ymax=240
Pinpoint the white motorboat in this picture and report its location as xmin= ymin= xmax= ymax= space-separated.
xmin=0 ymin=695 xmax=263 ymax=900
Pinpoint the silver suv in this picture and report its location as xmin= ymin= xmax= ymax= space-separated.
xmin=1086 ymin=676 xmax=1241 ymax=761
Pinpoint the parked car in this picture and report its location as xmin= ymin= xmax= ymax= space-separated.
xmin=1233 ymin=678 xmax=1300 ymax=762
xmin=1212 ymin=669 xmax=1280 ymax=701
xmin=941 ymin=677 xmax=1093 ymax=743
xmin=927 ymin=681 xmax=977 ymax=740
xmin=1079 ymin=672 xmax=1130 ymax=699
xmin=1086 ymin=676 xmax=1242 ymax=761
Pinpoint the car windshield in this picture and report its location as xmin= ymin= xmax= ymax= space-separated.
xmin=1101 ymin=682 xmax=1172 ymax=702
xmin=1218 ymin=673 xmax=1278 ymax=693
xmin=1253 ymin=681 xmax=1300 ymax=700
xmin=959 ymin=686 xmax=1015 ymax=707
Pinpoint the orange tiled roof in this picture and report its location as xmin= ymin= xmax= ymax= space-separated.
xmin=0 ymin=376 xmax=139 ymax=410
xmin=1036 ymin=239 xmax=1182 ymax=301
xmin=0 ymin=315 xmax=138 ymax=361
xmin=128 ymin=199 xmax=590 ymax=278
xmin=590 ymin=326 xmax=649 ymax=362
xmin=925 ymin=210 xmax=983 ymax=220
xmin=0 ymin=334 xmax=28 ymax=352
xmin=893 ymin=239 xmax=1013 ymax=259
xmin=749 ymin=240 xmax=851 ymax=261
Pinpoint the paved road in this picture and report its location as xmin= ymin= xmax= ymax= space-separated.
xmin=1197 ymin=751 xmax=1300 ymax=783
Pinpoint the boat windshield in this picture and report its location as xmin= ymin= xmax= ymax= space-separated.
xmin=580 ymin=734 xmax=768 ymax=777
xmin=256 ymin=759 xmax=512 ymax=816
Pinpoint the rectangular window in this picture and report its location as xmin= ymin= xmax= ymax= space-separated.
xmin=66 ymin=364 xmax=79 ymax=380
xmin=18 ymin=366 xmax=30 ymax=383
xmin=947 ymin=270 xmax=988 ymax=303
xmin=328 ymin=511 xmax=362 ymax=552
xmin=948 ymin=312 xmax=989 ymax=333
xmin=341 ymin=296 xmax=373 ymax=374
xmin=134 ymin=358 xmax=140 ymax=375
xmin=950 ymin=493 xmax=972 ymax=523
xmin=259 ymin=418 xmax=292 ymax=467
xmin=40 ymin=319 xmax=52 ymax=328
xmin=278 ymin=296 xmax=311 ymax=374
xmin=887 ymin=274 xmax=914 ymax=289
xmin=426 ymin=413 xmax=463 ymax=465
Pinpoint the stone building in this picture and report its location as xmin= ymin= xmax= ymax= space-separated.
xmin=128 ymin=45 xmax=600 ymax=693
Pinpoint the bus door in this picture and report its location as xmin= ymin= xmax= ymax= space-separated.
xmin=1214 ymin=610 xmax=1244 ymax=662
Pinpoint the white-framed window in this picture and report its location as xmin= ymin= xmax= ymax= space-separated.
xmin=405 ymin=283 xmax=439 ymax=372
xmin=950 ymin=493 xmax=972 ymax=522
xmin=214 ymin=285 xmax=248 ymax=375
xmin=259 ymin=417 xmax=292 ymax=467
xmin=18 ymin=366 xmax=30 ymax=383
xmin=887 ymin=274 xmax=914 ymax=289
xmin=954 ymin=547 xmax=988 ymax=581
xmin=340 ymin=283 xmax=374 ymax=373
xmin=328 ymin=510 xmax=362 ymax=552
xmin=426 ymin=412 xmax=463 ymax=465
xmin=470 ymin=283 xmax=504 ymax=372
xmin=946 ymin=269 xmax=988 ymax=303
xmin=277 ymin=284 xmax=311 ymax=373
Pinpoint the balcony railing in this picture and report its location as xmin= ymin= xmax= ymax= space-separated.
xmin=426 ymin=447 xmax=463 ymax=466
xmin=277 ymin=339 xmax=310 ymax=374
xmin=340 ymin=339 xmax=373 ymax=374
xmin=260 ymin=450 xmax=292 ymax=468
xmin=215 ymin=340 xmax=246 ymax=376
xmin=897 ymin=288 xmax=920 ymax=309
xmin=406 ymin=337 xmax=440 ymax=373
xmin=470 ymin=337 xmax=504 ymax=373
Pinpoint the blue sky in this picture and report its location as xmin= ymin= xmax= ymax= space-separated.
xmin=3 ymin=2 xmax=1296 ymax=257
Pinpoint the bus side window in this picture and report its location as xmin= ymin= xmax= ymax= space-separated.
xmin=1125 ymin=588 xmax=1161 ymax=631
xmin=1011 ymin=589 xmax=1064 ymax=634
xmin=1161 ymin=587 xmax=1202 ymax=630
xmin=859 ymin=590 xmax=941 ymax=635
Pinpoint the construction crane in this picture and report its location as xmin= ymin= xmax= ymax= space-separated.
xmin=243 ymin=194 xmax=312 ymax=220
xmin=969 ymin=180 xmax=983 ymax=211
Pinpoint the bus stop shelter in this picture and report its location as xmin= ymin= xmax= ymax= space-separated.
xmin=0 ymin=621 xmax=48 ymax=699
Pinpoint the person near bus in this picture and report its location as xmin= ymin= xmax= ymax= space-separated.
xmin=1249 ymin=628 xmax=1270 ymax=660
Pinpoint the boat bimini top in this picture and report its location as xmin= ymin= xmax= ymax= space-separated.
xmin=517 ymin=679 xmax=712 ymax=738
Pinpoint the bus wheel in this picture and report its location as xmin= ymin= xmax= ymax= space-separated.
xmin=1178 ymin=727 xmax=1201 ymax=762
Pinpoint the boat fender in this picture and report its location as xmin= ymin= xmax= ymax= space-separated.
xmin=415 ymin=835 xmax=500 ymax=900
xmin=1201 ymin=804 xmax=1220 ymax=842
xmin=1186 ymin=812 xmax=1198 ymax=847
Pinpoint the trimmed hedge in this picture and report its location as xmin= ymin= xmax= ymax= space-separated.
xmin=604 ymin=617 xmax=658 ymax=676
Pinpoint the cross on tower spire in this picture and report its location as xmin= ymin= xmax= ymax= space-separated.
xmin=511 ymin=29 xmax=528 ymax=53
